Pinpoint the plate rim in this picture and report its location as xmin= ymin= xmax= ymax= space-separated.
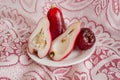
xmin=27 ymin=43 xmax=96 ymax=67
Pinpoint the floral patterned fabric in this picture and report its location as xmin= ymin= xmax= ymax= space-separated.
xmin=0 ymin=0 xmax=120 ymax=80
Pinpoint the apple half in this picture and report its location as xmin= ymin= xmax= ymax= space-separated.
xmin=49 ymin=22 xmax=81 ymax=61
xmin=28 ymin=17 xmax=52 ymax=58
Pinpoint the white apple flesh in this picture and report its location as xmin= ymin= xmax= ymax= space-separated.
xmin=49 ymin=22 xmax=81 ymax=61
xmin=28 ymin=17 xmax=51 ymax=58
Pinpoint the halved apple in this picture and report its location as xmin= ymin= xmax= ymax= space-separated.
xmin=49 ymin=22 xmax=81 ymax=61
xmin=28 ymin=17 xmax=51 ymax=58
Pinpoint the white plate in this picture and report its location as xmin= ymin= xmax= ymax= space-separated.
xmin=27 ymin=43 xmax=96 ymax=67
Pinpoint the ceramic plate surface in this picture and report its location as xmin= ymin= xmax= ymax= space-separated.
xmin=28 ymin=43 xmax=96 ymax=67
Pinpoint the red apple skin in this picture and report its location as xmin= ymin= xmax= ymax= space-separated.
xmin=76 ymin=28 xmax=96 ymax=50
xmin=47 ymin=7 xmax=66 ymax=40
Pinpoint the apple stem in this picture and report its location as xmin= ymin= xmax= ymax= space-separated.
xmin=50 ymin=4 xmax=54 ymax=8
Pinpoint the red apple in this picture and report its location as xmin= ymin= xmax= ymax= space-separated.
xmin=47 ymin=6 xmax=66 ymax=40
xmin=76 ymin=28 xmax=96 ymax=50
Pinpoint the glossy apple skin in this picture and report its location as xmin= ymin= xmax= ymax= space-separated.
xmin=76 ymin=28 xmax=96 ymax=50
xmin=47 ymin=7 xmax=66 ymax=40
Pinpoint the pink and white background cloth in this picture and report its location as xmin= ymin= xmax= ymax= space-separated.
xmin=0 ymin=0 xmax=120 ymax=80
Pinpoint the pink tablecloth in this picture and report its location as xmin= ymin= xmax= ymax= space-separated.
xmin=0 ymin=0 xmax=120 ymax=80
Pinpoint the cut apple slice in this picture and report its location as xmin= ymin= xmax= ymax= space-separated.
xmin=49 ymin=22 xmax=81 ymax=61
xmin=28 ymin=17 xmax=51 ymax=58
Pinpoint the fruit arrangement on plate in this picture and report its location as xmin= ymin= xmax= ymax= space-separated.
xmin=28 ymin=6 xmax=96 ymax=61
